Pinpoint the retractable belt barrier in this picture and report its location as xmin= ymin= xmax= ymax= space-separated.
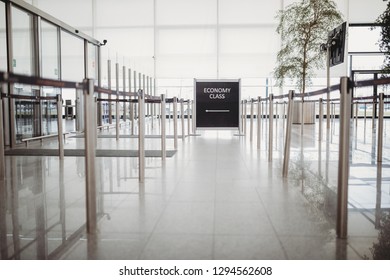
xmin=244 ymin=76 xmax=390 ymax=239
xmin=0 ymin=70 xmax=192 ymax=234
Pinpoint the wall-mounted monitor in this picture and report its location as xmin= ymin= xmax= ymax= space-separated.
xmin=329 ymin=22 xmax=347 ymax=67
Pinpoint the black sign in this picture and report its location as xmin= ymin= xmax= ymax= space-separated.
xmin=195 ymin=79 xmax=240 ymax=128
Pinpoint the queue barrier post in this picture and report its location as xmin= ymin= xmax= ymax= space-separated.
xmin=268 ymin=94 xmax=274 ymax=162
xmin=377 ymin=93 xmax=384 ymax=163
xmin=173 ymin=97 xmax=178 ymax=150
xmin=138 ymin=89 xmax=145 ymax=183
xmin=84 ymin=78 xmax=97 ymax=234
xmin=56 ymin=94 xmax=64 ymax=159
xmin=282 ymin=91 xmax=294 ymax=177
xmin=257 ymin=97 xmax=261 ymax=150
xmin=337 ymin=77 xmax=352 ymax=239
xmin=161 ymin=94 xmax=166 ymax=161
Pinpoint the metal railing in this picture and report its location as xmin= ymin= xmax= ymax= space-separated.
xmin=0 ymin=70 xmax=193 ymax=235
xmin=242 ymin=76 xmax=390 ymax=239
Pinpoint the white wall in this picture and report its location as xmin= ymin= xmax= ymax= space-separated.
xmin=22 ymin=0 xmax=389 ymax=98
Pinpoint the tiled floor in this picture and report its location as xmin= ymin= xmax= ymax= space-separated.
xmin=0 ymin=117 xmax=388 ymax=260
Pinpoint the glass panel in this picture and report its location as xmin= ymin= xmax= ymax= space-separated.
xmin=41 ymin=20 xmax=61 ymax=136
xmin=0 ymin=1 xmax=6 ymax=72
xmin=41 ymin=20 xmax=59 ymax=80
xmin=61 ymin=30 xmax=84 ymax=132
xmin=87 ymin=43 xmax=98 ymax=80
xmin=12 ymin=6 xmax=36 ymax=141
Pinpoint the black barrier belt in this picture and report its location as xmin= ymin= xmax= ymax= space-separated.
xmin=165 ymin=98 xmax=174 ymax=103
xmin=353 ymin=76 xmax=390 ymax=88
xmin=8 ymin=94 xmax=57 ymax=101
xmin=0 ymin=71 xmax=82 ymax=89
xmin=97 ymin=98 xmax=134 ymax=103
xmin=94 ymin=86 xmax=138 ymax=97
xmin=353 ymin=95 xmax=377 ymax=101
xmin=273 ymin=93 xmax=290 ymax=100
xmin=146 ymin=99 xmax=161 ymax=104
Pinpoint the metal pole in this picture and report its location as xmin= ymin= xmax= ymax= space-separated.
xmin=326 ymin=47 xmax=330 ymax=129
xmin=173 ymin=97 xmax=178 ymax=150
xmin=319 ymin=98 xmax=323 ymax=141
xmin=147 ymin=76 xmax=150 ymax=118
xmin=241 ymin=101 xmax=245 ymax=134
xmin=123 ymin=65 xmax=127 ymax=121
xmin=56 ymin=94 xmax=64 ymax=159
xmin=244 ymin=100 xmax=247 ymax=135
xmin=115 ymin=63 xmax=120 ymax=140
xmin=377 ymin=93 xmax=384 ymax=163
xmin=250 ymin=99 xmax=254 ymax=142
xmin=355 ymin=102 xmax=358 ymax=131
xmin=84 ymin=79 xmax=97 ymax=233
xmin=138 ymin=89 xmax=145 ymax=183
xmin=129 ymin=69 xmax=134 ymax=134
xmin=161 ymin=94 xmax=166 ymax=161
xmin=301 ymin=97 xmax=304 ymax=135
xmin=337 ymin=77 xmax=352 ymax=239
xmin=283 ymin=91 xmax=294 ymax=177
xmin=257 ymin=97 xmax=261 ymax=150
xmin=364 ymin=102 xmax=367 ymax=127
xmin=180 ymin=99 xmax=185 ymax=141
xmin=108 ymin=60 xmax=112 ymax=124
xmin=283 ymin=101 xmax=286 ymax=131
xmin=268 ymin=94 xmax=274 ymax=162
xmin=0 ymin=96 xmax=5 ymax=180
xmin=192 ymin=99 xmax=196 ymax=135
xmin=187 ymin=100 xmax=191 ymax=136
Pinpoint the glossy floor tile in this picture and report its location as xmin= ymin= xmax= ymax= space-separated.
xmin=0 ymin=117 xmax=389 ymax=259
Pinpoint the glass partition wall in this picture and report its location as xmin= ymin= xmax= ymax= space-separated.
xmin=1 ymin=0 xmax=102 ymax=147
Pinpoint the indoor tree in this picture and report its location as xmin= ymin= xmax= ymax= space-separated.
xmin=274 ymin=0 xmax=343 ymax=94
xmin=375 ymin=1 xmax=390 ymax=73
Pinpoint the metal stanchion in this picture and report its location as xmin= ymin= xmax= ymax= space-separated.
xmin=355 ymin=102 xmax=358 ymax=131
xmin=257 ymin=97 xmax=261 ymax=150
xmin=192 ymin=99 xmax=196 ymax=134
xmin=301 ymin=97 xmax=304 ymax=135
xmin=241 ymin=100 xmax=244 ymax=134
xmin=332 ymin=102 xmax=335 ymax=124
xmin=187 ymin=100 xmax=191 ymax=136
xmin=0 ymin=92 xmax=5 ymax=180
xmin=283 ymin=101 xmax=286 ymax=131
xmin=337 ymin=77 xmax=352 ymax=239
xmin=180 ymin=99 xmax=185 ymax=141
xmin=173 ymin=97 xmax=178 ymax=149
xmin=250 ymin=99 xmax=254 ymax=142
xmin=108 ymin=60 xmax=112 ymax=124
xmin=161 ymin=94 xmax=166 ymax=161
xmin=268 ymin=94 xmax=274 ymax=162
xmin=84 ymin=79 xmax=97 ymax=233
xmin=283 ymin=91 xmax=295 ymax=177
xmin=123 ymin=66 xmax=127 ymax=122
xmin=319 ymin=98 xmax=323 ymax=141
xmin=115 ymin=98 xmax=119 ymax=140
xmin=138 ymin=89 xmax=145 ymax=183
xmin=115 ymin=63 xmax=120 ymax=140
xmin=56 ymin=94 xmax=64 ymax=159
xmin=364 ymin=102 xmax=367 ymax=127
xmin=377 ymin=93 xmax=384 ymax=163
xmin=244 ymin=100 xmax=247 ymax=135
